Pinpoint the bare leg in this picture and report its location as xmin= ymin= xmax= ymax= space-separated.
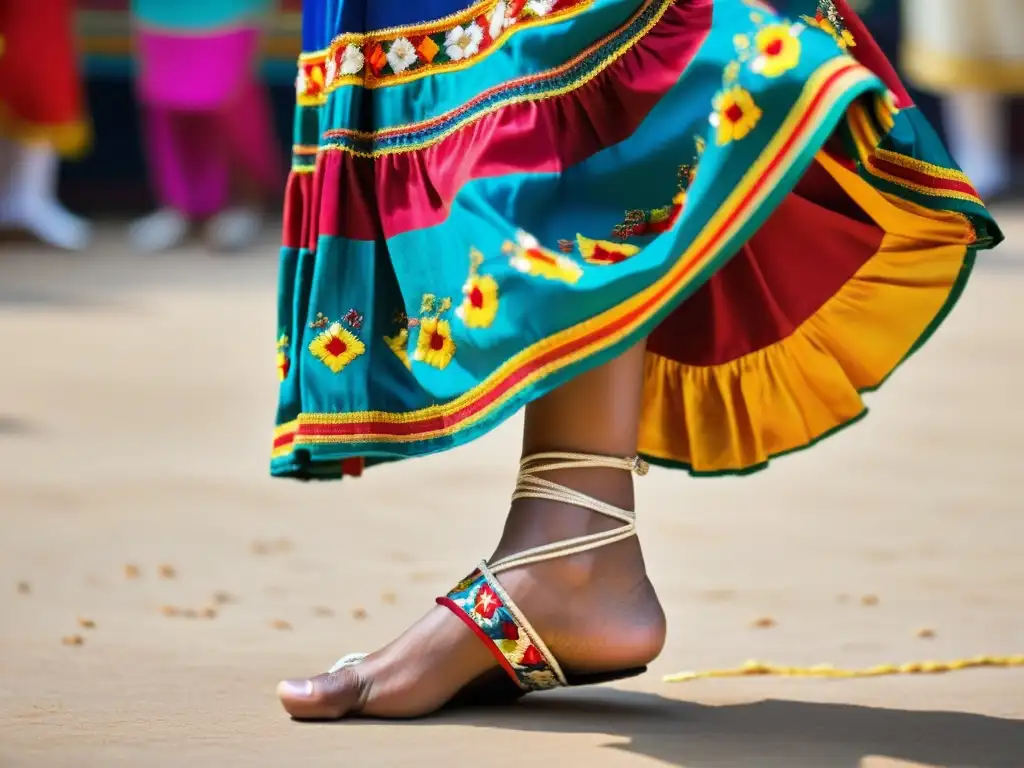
xmin=278 ymin=342 xmax=666 ymax=719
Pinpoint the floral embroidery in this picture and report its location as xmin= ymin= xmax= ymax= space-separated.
xmin=456 ymin=248 xmax=500 ymax=329
xmin=445 ymin=23 xmax=485 ymax=61
xmin=803 ymin=0 xmax=856 ymax=50
xmin=276 ymin=333 xmax=290 ymax=382
xmin=307 ymin=311 xmax=366 ymax=373
xmin=411 ymin=295 xmax=457 ymax=370
xmin=474 ymin=583 xmax=502 ymax=619
xmin=340 ymin=44 xmax=365 ymax=76
xmin=505 ymin=230 xmax=583 ymax=284
xmin=343 ymin=308 xmax=364 ymax=330
xmin=611 ymin=201 xmax=682 ymax=240
xmin=295 ymin=56 xmax=327 ymax=107
xmin=308 ymin=322 xmax=365 ymax=373
xmin=751 ymin=23 xmax=804 ymax=78
xmin=438 ymin=568 xmax=563 ymax=691
xmin=710 ymin=10 xmax=808 ymax=146
xmin=386 ymin=37 xmax=419 ymax=74
xmin=384 ymin=311 xmax=413 ymax=369
xmin=610 ymin=136 xmax=703 ymax=241
xmin=414 ymin=317 xmax=457 ymax=369
xmin=710 ymin=86 xmax=763 ymax=145
xmin=309 ymin=0 xmax=588 ymax=92
xmin=384 ymin=328 xmax=412 ymax=369
xmin=576 ymin=234 xmax=641 ymax=265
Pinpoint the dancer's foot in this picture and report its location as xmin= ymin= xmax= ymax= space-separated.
xmin=0 ymin=197 xmax=92 ymax=251
xmin=129 ymin=208 xmax=190 ymax=253
xmin=0 ymin=141 xmax=92 ymax=251
xmin=206 ymin=206 xmax=262 ymax=252
xmin=277 ymin=460 xmax=666 ymax=720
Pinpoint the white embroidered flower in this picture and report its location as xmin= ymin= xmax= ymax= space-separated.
xmin=517 ymin=230 xmax=541 ymax=251
xmin=294 ymin=68 xmax=308 ymax=95
xmin=386 ymin=37 xmax=419 ymax=73
xmin=525 ymin=0 xmax=557 ymax=16
xmin=340 ymin=44 xmax=365 ymax=76
xmin=445 ymin=23 xmax=484 ymax=61
xmin=489 ymin=1 xmax=508 ymax=39
xmin=324 ymin=55 xmax=337 ymax=85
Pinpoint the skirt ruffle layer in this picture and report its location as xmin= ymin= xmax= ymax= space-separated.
xmin=271 ymin=0 xmax=1002 ymax=480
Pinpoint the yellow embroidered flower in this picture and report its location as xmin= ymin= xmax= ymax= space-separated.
xmin=710 ymin=86 xmax=763 ymax=146
xmin=276 ymin=333 xmax=290 ymax=380
xmin=384 ymin=328 xmax=412 ymax=369
xmin=414 ymin=317 xmax=456 ymax=369
xmin=507 ymin=231 xmax=583 ymax=284
xmin=576 ymin=234 xmax=641 ymax=265
xmin=456 ymin=274 xmax=500 ymax=328
xmin=308 ymin=322 xmax=365 ymax=373
xmin=751 ymin=24 xmax=803 ymax=78
xmin=723 ymin=60 xmax=741 ymax=83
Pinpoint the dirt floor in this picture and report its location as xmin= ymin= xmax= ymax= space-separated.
xmin=1 ymin=214 xmax=1023 ymax=767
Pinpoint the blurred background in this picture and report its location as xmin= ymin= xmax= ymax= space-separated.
xmin=6 ymin=0 xmax=1024 ymax=237
xmin=1 ymin=2 xmax=1022 ymax=766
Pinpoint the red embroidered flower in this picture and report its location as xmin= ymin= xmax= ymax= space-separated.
xmin=343 ymin=308 xmax=364 ymax=330
xmin=521 ymin=645 xmax=544 ymax=666
xmin=473 ymin=584 xmax=502 ymax=619
xmin=501 ymin=621 xmax=519 ymax=641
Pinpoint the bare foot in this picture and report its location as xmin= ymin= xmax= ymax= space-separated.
xmin=277 ymin=468 xmax=666 ymax=719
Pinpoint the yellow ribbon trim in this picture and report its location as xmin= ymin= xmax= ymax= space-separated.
xmin=0 ymin=107 xmax=91 ymax=159
xmin=666 ymin=655 xmax=1024 ymax=683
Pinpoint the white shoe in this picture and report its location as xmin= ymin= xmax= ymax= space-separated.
xmin=206 ymin=206 xmax=263 ymax=252
xmin=129 ymin=208 xmax=190 ymax=253
xmin=2 ymin=197 xmax=93 ymax=251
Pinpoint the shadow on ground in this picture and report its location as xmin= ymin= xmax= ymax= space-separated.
xmin=394 ymin=690 xmax=1024 ymax=768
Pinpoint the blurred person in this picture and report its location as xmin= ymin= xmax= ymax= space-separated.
xmin=0 ymin=0 xmax=92 ymax=250
xmin=902 ymin=0 xmax=1024 ymax=199
xmin=271 ymin=0 xmax=1002 ymax=720
xmin=129 ymin=0 xmax=281 ymax=253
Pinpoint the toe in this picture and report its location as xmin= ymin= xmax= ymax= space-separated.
xmin=277 ymin=668 xmax=364 ymax=721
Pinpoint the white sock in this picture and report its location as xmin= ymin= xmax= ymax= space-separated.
xmin=0 ymin=140 xmax=92 ymax=250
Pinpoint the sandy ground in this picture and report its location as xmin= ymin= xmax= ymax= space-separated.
xmin=1 ymin=213 xmax=1023 ymax=768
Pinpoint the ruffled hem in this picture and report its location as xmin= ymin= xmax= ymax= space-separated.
xmin=636 ymin=141 xmax=981 ymax=475
xmin=637 ymin=140 xmax=981 ymax=475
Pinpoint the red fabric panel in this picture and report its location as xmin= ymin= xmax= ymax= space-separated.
xmin=647 ymin=161 xmax=885 ymax=366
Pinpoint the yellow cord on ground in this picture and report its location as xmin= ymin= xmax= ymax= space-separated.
xmin=664 ymin=655 xmax=1024 ymax=683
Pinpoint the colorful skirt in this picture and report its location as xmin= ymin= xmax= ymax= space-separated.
xmin=901 ymin=0 xmax=1024 ymax=95
xmin=0 ymin=0 xmax=89 ymax=156
xmin=272 ymin=0 xmax=1002 ymax=480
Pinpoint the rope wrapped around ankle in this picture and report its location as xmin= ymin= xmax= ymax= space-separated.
xmin=487 ymin=452 xmax=649 ymax=576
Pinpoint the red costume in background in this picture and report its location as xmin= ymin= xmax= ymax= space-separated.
xmin=0 ymin=0 xmax=89 ymax=156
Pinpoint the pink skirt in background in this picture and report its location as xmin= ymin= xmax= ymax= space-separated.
xmin=134 ymin=26 xmax=263 ymax=110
